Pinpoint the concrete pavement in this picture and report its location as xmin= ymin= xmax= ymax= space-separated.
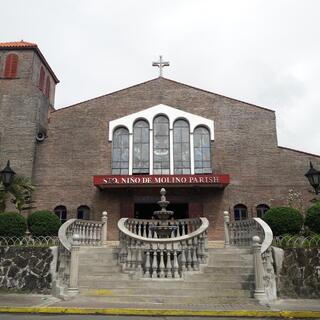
xmin=0 ymin=293 xmax=319 ymax=318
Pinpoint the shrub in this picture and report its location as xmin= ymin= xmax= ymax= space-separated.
xmin=28 ymin=210 xmax=61 ymax=237
xmin=263 ymin=207 xmax=303 ymax=236
xmin=305 ymin=202 xmax=320 ymax=234
xmin=0 ymin=212 xmax=27 ymax=236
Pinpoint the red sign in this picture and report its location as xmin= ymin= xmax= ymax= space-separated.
xmin=94 ymin=174 xmax=230 ymax=189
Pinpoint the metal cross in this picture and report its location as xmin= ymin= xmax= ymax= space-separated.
xmin=152 ymin=55 xmax=170 ymax=77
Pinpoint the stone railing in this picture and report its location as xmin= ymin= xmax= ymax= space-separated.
xmin=56 ymin=212 xmax=108 ymax=294
xmin=223 ymin=211 xmax=275 ymax=303
xmin=125 ymin=218 xmax=202 ymax=238
xmin=118 ymin=217 xmax=209 ymax=279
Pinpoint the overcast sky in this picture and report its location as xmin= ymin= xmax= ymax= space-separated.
xmin=2 ymin=0 xmax=320 ymax=155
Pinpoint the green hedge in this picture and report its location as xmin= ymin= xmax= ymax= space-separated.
xmin=305 ymin=202 xmax=320 ymax=234
xmin=0 ymin=212 xmax=27 ymax=236
xmin=263 ymin=207 xmax=303 ymax=236
xmin=27 ymin=210 xmax=61 ymax=237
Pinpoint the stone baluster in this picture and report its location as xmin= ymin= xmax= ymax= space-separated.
xmin=176 ymin=222 xmax=181 ymax=237
xmin=151 ymin=247 xmax=158 ymax=278
xmin=172 ymin=246 xmax=179 ymax=278
xmin=136 ymin=241 xmax=143 ymax=276
xmin=192 ymin=238 xmax=199 ymax=271
xmin=180 ymin=241 xmax=186 ymax=272
xmin=138 ymin=222 xmax=142 ymax=236
xmin=68 ymin=234 xmax=80 ymax=293
xmin=101 ymin=211 xmax=108 ymax=246
xmin=144 ymin=248 xmax=151 ymax=278
xmin=166 ymin=246 xmax=172 ymax=278
xmin=181 ymin=222 xmax=186 ymax=236
xmin=159 ymin=245 xmax=165 ymax=278
xmin=186 ymin=240 xmax=192 ymax=271
xmin=143 ymin=222 xmax=147 ymax=238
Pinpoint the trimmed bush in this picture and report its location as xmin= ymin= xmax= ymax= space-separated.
xmin=0 ymin=212 xmax=27 ymax=236
xmin=263 ymin=207 xmax=303 ymax=236
xmin=28 ymin=210 xmax=61 ymax=237
xmin=305 ymin=202 xmax=320 ymax=234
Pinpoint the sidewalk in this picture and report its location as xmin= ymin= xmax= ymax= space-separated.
xmin=0 ymin=293 xmax=319 ymax=318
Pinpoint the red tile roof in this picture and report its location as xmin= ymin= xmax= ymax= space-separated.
xmin=0 ymin=41 xmax=37 ymax=48
xmin=0 ymin=41 xmax=59 ymax=83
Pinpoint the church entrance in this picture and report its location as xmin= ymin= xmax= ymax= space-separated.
xmin=134 ymin=203 xmax=189 ymax=219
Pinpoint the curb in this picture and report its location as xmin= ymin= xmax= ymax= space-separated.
xmin=0 ymin=307 xmax=320 ymax=318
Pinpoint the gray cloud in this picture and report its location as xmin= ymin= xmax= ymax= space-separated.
xmin=1 ymin=0 xmax=320 ymax=154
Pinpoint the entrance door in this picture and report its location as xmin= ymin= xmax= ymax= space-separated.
xmin=134 ymin=203 xmax=189 ymax=219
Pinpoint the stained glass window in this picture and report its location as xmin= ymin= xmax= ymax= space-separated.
xmin=153 ymin=115 xmax=170 ymax=174
xmin=133 ymin=120 xmax=149 ymax=174
xmin=173 ymin=119 xmax=190 ymax=174
xmin=112 ymin=127 xmax=129 ymax=174
xmin=194 ymin=126 xmax=212 ymax=174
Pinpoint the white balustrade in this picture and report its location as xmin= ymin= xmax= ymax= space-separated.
xmin=57 ymin=212 xmax=108 ymax=291
xmin=223 ymin=211 xmax=275 ymax=303
xmin=118 ymin=217 xmax=209 ymax=279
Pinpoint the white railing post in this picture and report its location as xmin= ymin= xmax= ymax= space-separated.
xmin=223 ymin=211 xmax=230 ymax=248
xmin=68 ymin=234 xmax=80 ymax=293
xmin=252 ymin=236 xmax=267 ymax=302
xmin=101 ymin=211 xmax=108 ymax=246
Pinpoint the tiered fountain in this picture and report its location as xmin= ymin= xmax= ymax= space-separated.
xmin=151 ymin=188 xmax=178 ymax=238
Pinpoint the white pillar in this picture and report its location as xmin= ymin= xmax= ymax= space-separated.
xmin=252 ymin=236 xmax=267 ymax=302
xmin=101 ymin=211 xmax=108 ymax=246
xmin=170 ymin=128 xmax=174 ymax=174
xmin=129 ymin=133 xmax=133 ymax=175
xmin=190 ymin=132 xmax=195 ymax=174
xmin=149 ymin=128 xmax=153 ymax=175
xmin=68 ymin=234 xmax=80 ymax=293
xmin=223 ymin=211 xmax=230 ymax=248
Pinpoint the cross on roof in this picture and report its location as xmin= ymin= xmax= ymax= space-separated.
xmin=152 ymin=55 xmax=170 ymax=77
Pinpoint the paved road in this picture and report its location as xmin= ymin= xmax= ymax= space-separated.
xmin=0 ymin=316 xmax=302 ymax=320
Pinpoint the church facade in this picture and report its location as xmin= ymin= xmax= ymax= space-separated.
xmin=1 ymin=41 xmax=319 ymax=241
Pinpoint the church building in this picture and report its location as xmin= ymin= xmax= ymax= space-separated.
xmin=1 ymin=41 xmax=319 ymax=241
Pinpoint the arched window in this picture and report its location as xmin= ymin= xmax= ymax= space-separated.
xmin=39 ymin=66 xmax=45 ymax=91
xmin=256 ymin=204 xmax=270 ymax=218
xmin=4 ymin=53 xmax=18 ymax=78
xmin=133 ymin=120 xmax=149 ymax=174
xmin=153 ymin=115 xmax=170 ymax=174
xmin=77 ymin=205 xmax=90 ymax=220
xmin=234 ymin=204 xmax=248 ymax=221
xmin=173 ymin=119 xmax=190 ymax=174
xmin=45 ymin=76 xmax=50 ymax=98
xmin=54 ymin=205 xmax=67 ymax=223
xmin=112 ymin=127 xmax=129 ymax=174
xmin=194 ymin=126 xmax=211 ymax=174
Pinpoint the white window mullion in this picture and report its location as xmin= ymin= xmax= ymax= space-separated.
xmin=129 ymin=133 xmax=133 ymax=175
xmin=190 ymin=132 xmax=195 ymax=174
xmin=170 ymin=128 xmax=174 ymax=174
xmin=149 ymin=129 xmax=153 ymax=175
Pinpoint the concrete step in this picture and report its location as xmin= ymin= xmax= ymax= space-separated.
xmin=79 ymin=273 xmax=131 ymax=282
xmin=185 ymin=273 xmax=254 ymax=282
xmin=203 ymin=266 xmax=254 ymax=274
xmin=79 ymin=265 xmax=121 ymax=273
xmin=78 ymin=279 xmax=254 ymax=290
xmin=80 ymin=289 xmax=251 ymax=304
xmin=207 ymin=261 xmax=253 ymax=267
xmin=208 ymin=247 xmax=252 ymax=253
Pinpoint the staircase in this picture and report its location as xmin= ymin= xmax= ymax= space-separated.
xmin=76 ymin=246 xmax=260 ymax=308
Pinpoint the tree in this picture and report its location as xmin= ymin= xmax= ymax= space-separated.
xmin=0 ymin=175 xmax=35 ymax=213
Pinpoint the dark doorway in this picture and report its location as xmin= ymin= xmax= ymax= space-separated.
xmin=134 ymin=203 xmax=189 ymax=219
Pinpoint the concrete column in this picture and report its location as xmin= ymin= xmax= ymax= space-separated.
xmin=223 ymin=211 xmax=230 ymax=248
xmin=68 ymin=234 xmax=80 ymax=293
xmin=101 ymin=211 xmax=108 ymax=246
xmin=252 ymin=236 xmax=267 ymax=302
xmin=169 ymin=128 xmax=174 ymax=174
xmin=190 ymin=132 xmax=194 ymax=174
xmin=129 ymin=133 xmax=133 ymax=175
xmin=149 ymin=128 xmax=153 ymax=175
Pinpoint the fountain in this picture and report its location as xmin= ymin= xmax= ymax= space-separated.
xmin=151 ymin=188 xmax=178 ymax=238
